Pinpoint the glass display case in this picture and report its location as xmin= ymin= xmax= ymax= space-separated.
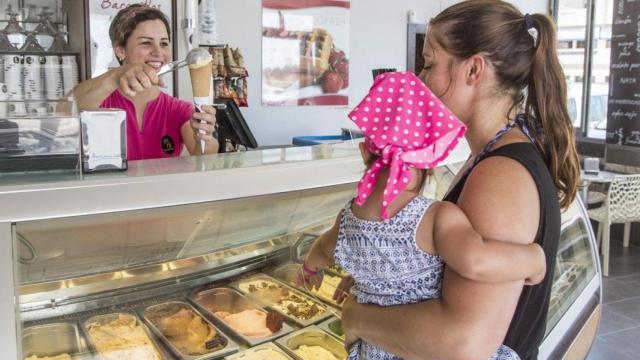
xmin=0 ymin=140 xmax=601 ymax=359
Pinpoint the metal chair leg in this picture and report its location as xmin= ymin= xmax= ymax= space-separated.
xmin=596 ymin=222 xmax=603 ymax=249
xmin=623 ymin=222 xmax=631 ymax=247
xmin=602 ymin=220 xmax=611 ymax=277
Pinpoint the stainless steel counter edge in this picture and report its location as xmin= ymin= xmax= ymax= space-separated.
xmin=0 ymin=155 xmax=365 ymax=223
xmin=0 ymin=140 xmax=470 ymax=223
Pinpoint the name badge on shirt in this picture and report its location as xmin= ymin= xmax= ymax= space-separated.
xmin=161 ymin=135 xmax=175 ymax=155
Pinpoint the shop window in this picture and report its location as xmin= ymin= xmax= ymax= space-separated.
xmin=556 ymin=0 xmax=588 ymax=128
xmin=556 ymin=0 xmax=612 ymax=139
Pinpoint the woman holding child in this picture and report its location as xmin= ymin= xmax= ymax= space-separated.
xmin=299 ymin=1 xmax=579 ymax=359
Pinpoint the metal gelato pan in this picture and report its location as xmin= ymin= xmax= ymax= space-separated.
xmin=190 ymin=287 xmax=293 ymax=347
xmin=142 ymin=301 xmax=238 ymax=360
xmin=317 ymin=317 xmax=345 ymax=342
xmin=275 ymin=326 xmax=347 ymax=360
xmin=81 ymin=311 xmax=165 ymax=360
xmin=224 ymin=342 xmax=293 ymax=360
xmin=270 ymin=264 xmax=344 ymax=308
xmin=22 ymin=322 xmax=84 ymax=359
xmin=231 ymin=274 xmax=331 ymax=327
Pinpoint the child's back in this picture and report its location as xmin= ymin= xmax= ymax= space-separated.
xmin=335 ymin=195 xmax=442 ymax=307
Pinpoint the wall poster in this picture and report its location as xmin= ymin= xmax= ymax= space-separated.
xmin=88 ymin=0 xmax=175 ymax=95
xmin=262 ymin=0 xmax=350 ymax=106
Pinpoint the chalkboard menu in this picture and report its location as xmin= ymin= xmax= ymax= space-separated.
xmin=607 ymin=0 xmax=640 ymax=146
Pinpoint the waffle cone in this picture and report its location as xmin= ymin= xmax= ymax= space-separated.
xmin=189 ymin=61 xmax=213 ymax=97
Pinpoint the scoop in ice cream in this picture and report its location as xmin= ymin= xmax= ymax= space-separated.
xmin=294 ymin=345 xmax=340 ymax=360
xmin=296 ymin=274 xmax=341 ymax=305
xmin=238 ymin=279 xmax=325 ymax=320
xmin=214 ymin=309 xmax=280 ymax=337
xmin=147 ymin=307 xmax=220 ymax=355
xmin=86 ymin=313 xmax=160 ymax=360
xmin=25 ymin=355 xmax=71 ymax=360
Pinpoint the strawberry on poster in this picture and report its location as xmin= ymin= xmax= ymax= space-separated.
xmin=262 ymin=0 xmax=350 ymax=106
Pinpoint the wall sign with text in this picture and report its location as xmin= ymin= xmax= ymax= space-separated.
xmin=607 ymin=0 xmax=640 ymax=146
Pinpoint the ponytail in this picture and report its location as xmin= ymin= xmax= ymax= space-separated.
xmin=526 ymin=14 xmax=579 ymax=209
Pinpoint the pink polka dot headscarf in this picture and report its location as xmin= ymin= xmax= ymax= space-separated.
xmin=349 ymin=71 xmax=466 ymax=219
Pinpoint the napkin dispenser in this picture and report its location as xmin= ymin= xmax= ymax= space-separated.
xmin=80 ymin=109 xmax=127 ymax=172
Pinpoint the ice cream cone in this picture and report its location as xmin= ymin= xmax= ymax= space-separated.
xmin=189 ymin=59 xmax=213 ymax=98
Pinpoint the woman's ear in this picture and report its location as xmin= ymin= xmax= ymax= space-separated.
xmin=464 ymin=54 xmax=487 ymax=86
xmin=114 ymin=45 xmax=126 ymax=63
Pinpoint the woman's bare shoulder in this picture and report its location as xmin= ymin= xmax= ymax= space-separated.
xmin=458 ymin=155 xmax=540 ymax=245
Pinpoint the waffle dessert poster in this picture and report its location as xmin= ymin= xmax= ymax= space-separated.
xmin=262 ymin=0 xmax=350 ymax=106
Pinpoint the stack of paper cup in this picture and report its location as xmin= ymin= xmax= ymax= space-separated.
xmin=23 ymin=54 xmax=44 ymax=101
xmin=61 ymin=55 xmax=78 ymax=96
xmin=3 ymin=54 xmax=23 ymax=100
xmin=43 ymin=55 xmax=63 ymax=99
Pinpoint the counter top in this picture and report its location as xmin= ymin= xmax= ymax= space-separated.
xmin=0 ymin=140 xmax=470 ymax=222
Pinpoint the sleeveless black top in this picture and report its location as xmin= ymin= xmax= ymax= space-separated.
xmin=443 ymin=142 xmax=561 ymax=360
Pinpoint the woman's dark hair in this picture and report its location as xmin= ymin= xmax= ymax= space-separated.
xmin=109 ymin=4 xmax=171 ymax=63
xmin=430 ymin=0 xmax=579 ymax=209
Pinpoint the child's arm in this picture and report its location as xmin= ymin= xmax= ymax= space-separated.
xmin=431 ymin=201 xmax=546 ymax=284
xmin=303 ymin=210 xmax=343 ymax=271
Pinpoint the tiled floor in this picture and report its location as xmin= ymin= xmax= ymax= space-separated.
xmin=586 ymin=236 xmax=640 ymax=360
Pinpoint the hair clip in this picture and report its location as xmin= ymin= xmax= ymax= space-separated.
xmin=130 ymin=11 xmax=136 ymax=18
xmin=524 ymin=13 xmax=538 ymax=47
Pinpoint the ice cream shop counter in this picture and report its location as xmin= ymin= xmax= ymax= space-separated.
xmin=0 ymin=140 xmax=601 ymax=359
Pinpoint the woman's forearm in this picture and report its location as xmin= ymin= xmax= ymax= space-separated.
xmin=344 ymin=298 xmax=500 ymax=360
xmin=72 ymin=69 xmax=119 ymax=110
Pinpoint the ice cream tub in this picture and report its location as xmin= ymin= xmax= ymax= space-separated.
xmin=190 ymin=287 xmax=294 ymax=346
xmin=325 ymin=264 xmax=349 ymax=278
xmin=317 ymin=317 xmax=345 ymax=342
xmin=270 ymin=264 xmax=343 ymax=308
xmin=231 ymin=274 xmax=331 ymax=327
xmin=22 ymin=322 xmax=84 ymax=360
xmin=81 ymin=311 xmax=165 ymax=360
xmin=275 ymin=326 xmax=347 ymax=360
xmin=224 ymin=342 xmax=294 ymax=360
xmin=142 ymin=301 xmax=238 ymax=360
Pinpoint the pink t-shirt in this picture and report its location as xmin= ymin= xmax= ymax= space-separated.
xmin=100 ymin=90 xmax=193 ymax=160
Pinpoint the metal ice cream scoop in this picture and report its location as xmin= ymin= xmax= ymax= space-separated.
xmin=157 ymin=48 xmax=212 ymax=76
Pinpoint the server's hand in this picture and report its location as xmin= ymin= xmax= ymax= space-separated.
xmin=114 ymin=63 xmax=165 ymax=97
xmin=190 ymin=105 xmax=217 ymax=143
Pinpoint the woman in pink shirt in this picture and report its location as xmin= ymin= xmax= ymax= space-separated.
xmin=72 ymin=5 xmax=218 ymax=160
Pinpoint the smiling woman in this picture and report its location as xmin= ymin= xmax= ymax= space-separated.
xmin=71 ymin=4 xmax=219 ymax=160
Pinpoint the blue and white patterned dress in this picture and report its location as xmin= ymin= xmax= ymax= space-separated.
xmin=334 ymin=196 xmax=520 ymax=360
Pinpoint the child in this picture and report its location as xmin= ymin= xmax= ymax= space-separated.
xmin=297 ymin=72 xmax=544 ymax=360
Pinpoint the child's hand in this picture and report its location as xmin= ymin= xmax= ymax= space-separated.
xmin=524 ymin=243 xmax=546 ymax=286
xmin=333 ymin=275 xmax=355 ymax=303
xmin=296 ymin=262 xmax=324 ymax=290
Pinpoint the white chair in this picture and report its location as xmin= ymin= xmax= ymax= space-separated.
xmin=588 ymin=174 xmax=640 ymax=276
